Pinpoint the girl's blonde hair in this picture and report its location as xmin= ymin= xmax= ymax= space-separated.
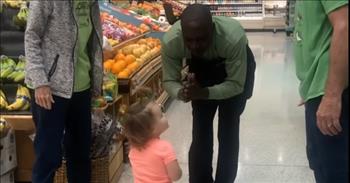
xmin=123 ymin=88 xmax=156 ymax=149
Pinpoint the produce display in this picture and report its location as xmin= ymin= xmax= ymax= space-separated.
xmin=100 ymin=12 xmax=150 ymax=47
xmin=0 ymin=90 xmax=9 ymax=110
xmin=110 ymin=1 xmax=170 ymax=31
xmin=91 ymin=96 xmax=108 ymax=109
xmin=163 ymin=0 xmax=186 ymax=16
xmin=103 ymin=37 xmax=161 ymax=79
xmin=102 ymin=72 xmax=119 ymax=102
xmin=0 ymin=84 xmax=31 ymax=111
xmin=0 ymin=55 xmax=26 ymax=83
xmin=2 ymin=0 xmax=29 ymax=28
xmin=141 ymin=18 xmax=163 ymax=32
xmin=13 ymin=2 xmax=28 ymax=27
xmin=2 ymin=0 xmax=26 ymax=9
xmin=127 ymin=1 xmax=162 ymax=20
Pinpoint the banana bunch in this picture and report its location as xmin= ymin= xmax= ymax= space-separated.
xmin=6 ymin=85 xmax=31 ymax=111
xmin=0 ymin=89 xmax=9 ymax=109
xmin=13 ymin=2 xmax=28 ymax=27
xmin=6 ymin=55 xmax=26 ymax=82
xmin=4 ymin=0 xmax=24 ymax=9
xmin=0 ymin=55 xmax=16 ymax=79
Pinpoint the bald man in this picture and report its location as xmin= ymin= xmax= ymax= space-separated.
xmin=161 ymin=4 xmax=255 ymax=183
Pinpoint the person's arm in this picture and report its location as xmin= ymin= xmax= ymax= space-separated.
xmin=161 ymin=41 xmax=185 ymax=100
xmin=316 ymin=4 xmax=348 ymax=136
xmin=91 ymin=3 xmax=104 ymax=97
xmin=166 ymin=160 xmax=182 ymax=181
xmin=206 ymin=36 xmax=247 ymax=100
xmin=25 ymin=1 xmax=54 ymax=109
xmin=163 ymin=2 xmax=178 ymax=25
xmin=161 ymin=140 xmax=182 ymax=181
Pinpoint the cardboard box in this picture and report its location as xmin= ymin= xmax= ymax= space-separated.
xmin=0 ymin=129 xmax=16 ymax=149
xmin=0 ymin=170 xmax=15 ymax=183
xmin=0 ymin=145 xmax=17 ymax=175
xmin=1 ymin=115 xmax=35 ymax=181
xmin=14 ymin=130 xmax=35 ymax=182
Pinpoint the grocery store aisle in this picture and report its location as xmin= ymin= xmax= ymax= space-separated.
xmin=119 ymin=32 xmax=316 ymax=183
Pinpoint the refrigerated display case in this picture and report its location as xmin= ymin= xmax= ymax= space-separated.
xmin=180 ymin=0 xmax=287 ymax=31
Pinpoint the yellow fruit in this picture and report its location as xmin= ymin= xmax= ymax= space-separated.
xmin=122 ymin=44 xmax=139 ymax=55
xmin=132 ymin=48 xmax=143 ymax=58
xmin=136 ymin=58 xmax=144 ymax=64
xmin=138 ymin=39 xmax=147 ymax=45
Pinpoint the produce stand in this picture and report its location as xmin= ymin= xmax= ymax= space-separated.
xmin=1 ymin=1 xmax=170 ymax=182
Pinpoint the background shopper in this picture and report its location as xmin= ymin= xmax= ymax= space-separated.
xmin=25 ymin=1 xmax=103 ymax=182
xmin=162 ymin=0 xmax=180 ymax=25
xmin=294 ymin=1 xmax=348 ymax=183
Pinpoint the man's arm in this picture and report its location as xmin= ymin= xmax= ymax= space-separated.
xmin=161 ymin=42 xmax=184 ymax=100
xmin=317 ymin=4 xmax=348 ymax=136
xmin=206 ymin=36 xmax=247 ymax=100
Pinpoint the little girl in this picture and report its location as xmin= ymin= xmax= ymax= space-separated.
xmin=123 ymin=88 xmax=182 ymax=183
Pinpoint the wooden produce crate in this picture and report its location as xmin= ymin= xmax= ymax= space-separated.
xmin=54 ymin=141 xmax=124 ymax=183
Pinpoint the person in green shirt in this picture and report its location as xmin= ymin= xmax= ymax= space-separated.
xmin=161 ymin=4 xmax=255 ymax=182
xmin=25 ymin=1 xmax=103 ymax=182
xmin=162 ymin=0 xmax=181 ymax=25
xmin=293 ymin=1 xmax=348 ymax=182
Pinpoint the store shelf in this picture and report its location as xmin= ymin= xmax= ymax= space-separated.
xmin=92 ymin=95 xmax=123 ymax=111
xmin=211 ymin=9 xmax=262 ymax=13
xmin=233 ymin=16 xmax=264 ymax=20
xmin=203 ymin=1 xmax=264 ymax=19
xmin=1 ymin=114 xmax=34 ymax=131
xmin=156 ymin=91 xmax=169 ymax=107
xmin=130 ymin=56 xmax=162 ymax=95
xmin=204 ymin=2 xmax=262 ymax=5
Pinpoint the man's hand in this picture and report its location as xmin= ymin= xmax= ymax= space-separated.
xmin=316 ymin=96 xmax=342 ymax=136
xmin=315 ymin=5 xmax=348 ymax=136
xmin=183 ymin=73 xmax=209 ymax=100
xmin=35 ymin=86 xmax=55 ymax=110
xmin=178 ymin=87 xmax=190 ymax=103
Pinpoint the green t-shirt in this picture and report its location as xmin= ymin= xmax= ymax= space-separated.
xmin=161 ymin=16 xmax=247 ymax=100
xmin=73 ymin=0 xmax=93 ymax=92
xmin=293 ymin=0 xmax=348 ymax=101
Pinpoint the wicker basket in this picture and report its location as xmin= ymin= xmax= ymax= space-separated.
xmin=54 ymin=156 xmax=109 ymax=183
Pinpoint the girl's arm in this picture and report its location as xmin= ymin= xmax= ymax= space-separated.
xmin=166 ymin=159 xmax=182 ymax=181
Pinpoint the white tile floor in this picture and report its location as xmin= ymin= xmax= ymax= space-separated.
xmin=118 ymin=32 xmax=316 ymax=183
